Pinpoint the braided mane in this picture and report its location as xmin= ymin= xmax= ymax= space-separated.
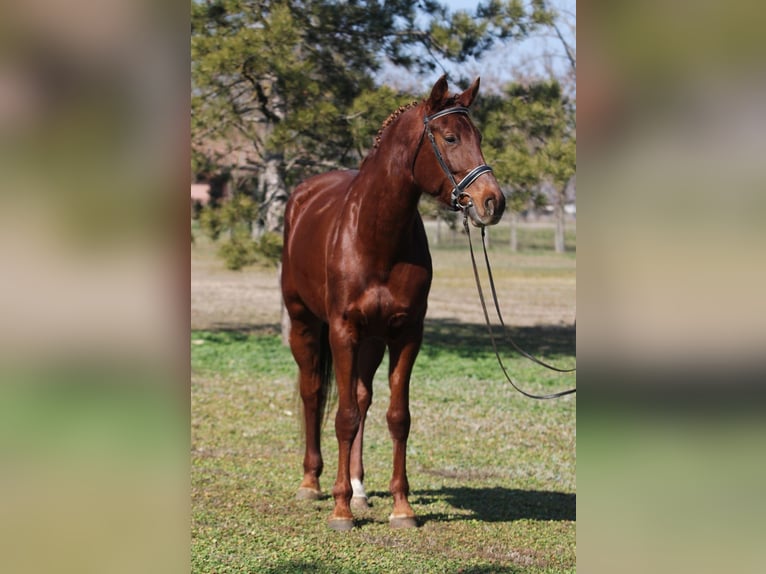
xmin=372 ymin=100 xmax=420 ymax=149
xmin=371 ymin=94 xmax=463 ymax=149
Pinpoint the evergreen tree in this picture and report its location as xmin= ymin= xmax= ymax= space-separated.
xmin=191 ymin=0 xmax=554 ymax=268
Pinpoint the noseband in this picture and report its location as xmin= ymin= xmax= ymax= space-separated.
xmin=412 ymin=106 xmax=494 ymax=211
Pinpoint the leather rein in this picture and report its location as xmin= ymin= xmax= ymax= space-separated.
xmin=412 ymin=105 xmax=576 ymax=399
xmin=463 ymin=216 xmax=577 ymax=399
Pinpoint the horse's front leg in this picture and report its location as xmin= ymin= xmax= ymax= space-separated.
xmin=328 ymin=320 xmax=361 ymax=531
xmin=350 ymin=339 xmax=385 ymax=510
xmin=386 ymin=326 xmax=423 ymax=529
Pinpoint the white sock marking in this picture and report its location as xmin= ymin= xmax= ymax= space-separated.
xmin=351 ymin=478 xmax=367 ymax=499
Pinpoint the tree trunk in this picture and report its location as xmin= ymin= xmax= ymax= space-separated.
xmin=554 ymin=194 xmax=565 ymax=253
xmin=257 ymin=154 xmax=288 ymax=237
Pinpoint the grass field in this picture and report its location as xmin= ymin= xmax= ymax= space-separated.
xmin=191 ymin=219 xmax=576 ymax=573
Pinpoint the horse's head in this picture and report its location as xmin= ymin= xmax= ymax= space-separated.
xmin=413 ymin=75 xmax=506 ymax=227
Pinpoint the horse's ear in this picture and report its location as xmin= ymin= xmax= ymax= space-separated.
xmin=426 ymin=74 xmax=449 ymax=112
xmin=457 ymin=77 xmax=481 ymax=108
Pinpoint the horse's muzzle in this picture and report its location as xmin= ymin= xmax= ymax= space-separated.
xmin=463 ymin=192 xmax=505 ymax=227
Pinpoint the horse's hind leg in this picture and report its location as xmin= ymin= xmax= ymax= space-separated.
xmin=350 ymin=339 xmax=385 ymax=510
xmin=288 ymin=313 xmax=329 ymax=500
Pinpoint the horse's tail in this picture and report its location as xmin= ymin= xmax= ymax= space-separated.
xmin=317 ymin=322 xmax=336 ymax=428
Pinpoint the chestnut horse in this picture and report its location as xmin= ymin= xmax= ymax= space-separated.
xmin=281 ymin=75 xmax=505 ymax=530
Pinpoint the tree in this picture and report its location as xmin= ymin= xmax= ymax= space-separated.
xmin=538 ymin=123 xmax=575 ymax=253
xmin=191 ymin=0 xmax=555 ymax=267
xmin=478 ymin=80 xmax=575 ymax=252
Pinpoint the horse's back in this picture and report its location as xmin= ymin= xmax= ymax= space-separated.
xmin=287 ymin=171 xmax=356 ymax=219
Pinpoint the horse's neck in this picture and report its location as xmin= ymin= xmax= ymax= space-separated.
xmin=346 ymin=149 xmax=421 ymax=265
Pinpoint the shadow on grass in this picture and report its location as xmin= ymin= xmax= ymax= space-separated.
xmin=195 ymin=323 xmax=282 ymax=337
xmin=423 ymin=319 xmax=576 ymax=359
xmin=258 ymin=562 xmax=353 ymax=574
xmin=259 ymin=561 xmax=519 ymax=574
xmin=194 ymin=320 xmax=575 ymax=359
xmin=414 ymin=486 xmax=575 ymax=524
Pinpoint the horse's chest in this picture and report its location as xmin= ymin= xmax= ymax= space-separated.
xmin=341 ymin=273 xmax=430 ymax=339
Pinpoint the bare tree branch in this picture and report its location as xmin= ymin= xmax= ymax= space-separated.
xmin=551 ymin=20 xmax=576 ymax=72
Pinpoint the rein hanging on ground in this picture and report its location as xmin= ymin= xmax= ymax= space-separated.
xmin=462 ymin=214 xmax=577 ymax=400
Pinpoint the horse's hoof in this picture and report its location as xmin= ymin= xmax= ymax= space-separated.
xmin=328 ymin=517 xmax=354 ymax=531
xmin=389 ymin=515 xmax=418 ymax=529
xmin=351 ymin=496 xmax=370 ymax=510
xmin=296 ymin=487 xmax=322 ymax=501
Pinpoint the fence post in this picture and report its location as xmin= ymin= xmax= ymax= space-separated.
xmin=509 ymin=212 xmax=518 ymax=252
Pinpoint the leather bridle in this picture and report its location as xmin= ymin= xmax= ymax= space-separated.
xmin=411 ymin=106 xmax=494 ymax=211
xmin=411 ymin=107 xmax=576 ymax=399
xmin=409 ymin=106 xmax=576 ymax=399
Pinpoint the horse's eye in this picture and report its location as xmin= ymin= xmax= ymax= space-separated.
xmin=444 ymin=134 xmax=457 ymax=144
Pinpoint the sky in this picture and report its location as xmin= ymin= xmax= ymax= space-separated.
xmin=377 ymin=0 xmax=575 ymax=93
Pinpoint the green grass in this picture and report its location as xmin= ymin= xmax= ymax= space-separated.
xmin=191 ymin=327 xmax=575 ymax=573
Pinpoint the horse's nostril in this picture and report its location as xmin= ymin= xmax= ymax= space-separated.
xmin=484 ymin=197 xmax=495 ymax=215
